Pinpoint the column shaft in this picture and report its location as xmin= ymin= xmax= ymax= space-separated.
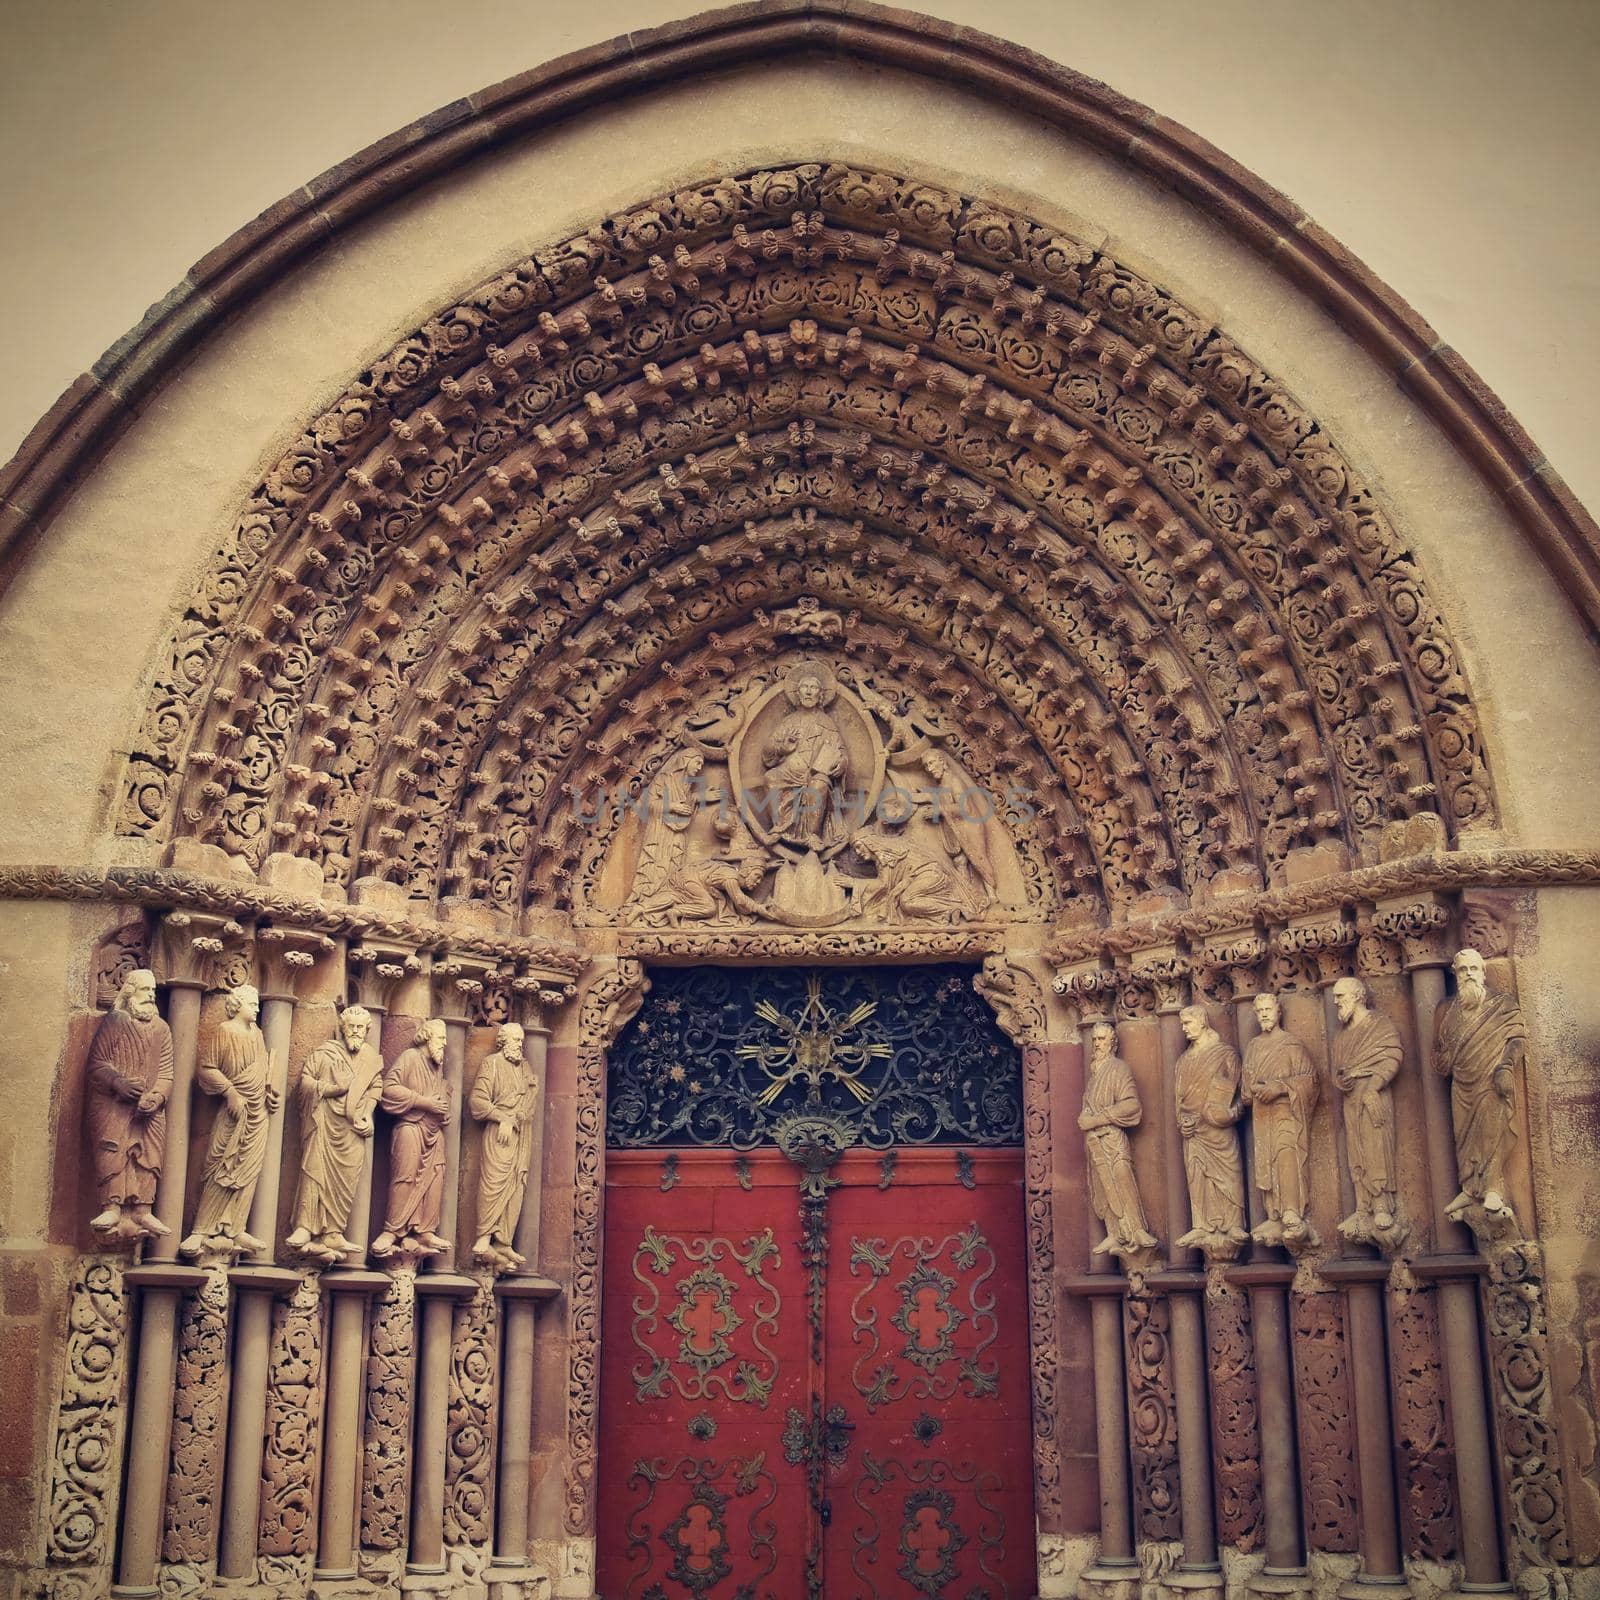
xmin=1249 ymin=1285 xmax=1304 ymax=1572
xmin=1090 ymin=1294 xmax=1135 ymax=1564
xmin=150 ymin=984 xmax=202 ymax=1258
xmin=1170 ymin=1291 xmax=1219 ymax=1572
xmin=218 ymin=1290 xmax=274 ymax=1578
xmin=113 ymin=1289 xmax=182 ymax=1592
xmin=408 ymin=1293 xmax=455 ymax=1572
xmin=438 ymin=1019 xmax=468 ymax=1262
xmin=316 ymin=1291 xmax=368 ymax=1578
xmin=1344 ymin=1282 xmax=1403 ymax=1580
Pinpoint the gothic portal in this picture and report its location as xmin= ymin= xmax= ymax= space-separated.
xmin=2 ymin=9 xmax=1599 ymax=1600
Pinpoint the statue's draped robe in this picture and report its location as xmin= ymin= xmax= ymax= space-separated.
xmin=86 ymin=1009 xmax=173 ymax=1206
xmin=381 ymin=1046 xmax=451 ymax=1237
xmin=1082 ymin=1055 xmax=1151 ymax=1246
xmin=762 ymin=707 xmax=846 ymax=846
xmin=1174 ymin=1038 xmax=1245 ymax=1238
xmin=631 ymin=751 xmax=700 ymax=900
xmin=1435 ymin=991 xmax=1525 ymax=1199
xmin=1242 ymin=1030 xmax=1319 ymax=1220
xmin=469 ymin=1050 xmax=539 ymax=1246
xmin=191 ymin=1015 xmax=274 ymax=1237
xmin=1331 ymin=1010 xmax=1401 ymax=1217
xmin=293 ymin=1038 xmax=383 ymax=1241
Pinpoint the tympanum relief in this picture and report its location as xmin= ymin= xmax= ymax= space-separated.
xmin=590 ymin=647 xmax=1029 ymax=931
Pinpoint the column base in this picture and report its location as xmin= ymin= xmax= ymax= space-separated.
xmin=110 ymin=1589 xmax=161 ymax=1599
xmin=1248 ymin=1569 xmax=1313 ymax=1599
xmin=1167 ymin=1568 xmax=1226 ymax=1590
xmin=1079 ymin=1560 xmax=1142 ymax=1600
xmin=1338 ymin=1579 xmax=1414 ymax=1600
xmin=487 ymin=1565 xmax=553 ymax=1600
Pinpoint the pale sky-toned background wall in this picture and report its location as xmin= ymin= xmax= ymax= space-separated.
xmin=2 ymin=0 xmax=1599 ymax=520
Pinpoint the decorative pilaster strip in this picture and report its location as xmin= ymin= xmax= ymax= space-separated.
xmin=360 ymin=1269 xmax=418 ymax=1551
xmin=258 ymin=1274 xmax=324 ymax=1556
xmin=42 ymin=1259 xmax=128 ymax=1577
xmin=1386 ymin=1280 xmax=1459 ymax=1562
xmin=1288 ymin=1288 xmax=1359 ymax=1553
xmin=161 ymin=1264 xmax=232 ymax=1563
xmin=1122 ymin=1291 xmax=1183 ymax=1543
xmin=562 ymin=959 xmax=648 ymax=1538
xmin=444 ymin=1275 xmax=500 ymax=1548
xmin=1204 ymin=1273 xmax=1264 ymax=1552
xmin=974 ymin=956 xmax=1061 ymax=1530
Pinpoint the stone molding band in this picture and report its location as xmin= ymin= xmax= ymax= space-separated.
xmin=1 ymin=0 xmax=1596 ymax=635
xmin=2 ymin=845 xmax=1594 ymax=968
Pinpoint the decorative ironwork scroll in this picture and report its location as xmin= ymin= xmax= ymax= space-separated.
xmin=848 ymin=1454 xmax=1007 ymax=1599
xmin=620 ymin=1455 xmax=779 ymax=1600
xmin=606 ymin=965 xmax=1022 ymax=1150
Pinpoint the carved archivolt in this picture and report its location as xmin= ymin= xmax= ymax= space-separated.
xmin=114 ymin=162 xmax=1494 ymax=929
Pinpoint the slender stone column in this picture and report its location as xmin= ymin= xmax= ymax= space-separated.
xmin=1138 ymin=950 xmax=1220 ymax=1586
xmin=114 ymin=912 xmax=241 ymax=1597
xmin=493 ymin=994 xmax=561 ymax=1579
xmin=314 ymin=942 xmax=414 ymax=1587
xmin=217 ymin=930 xmax=328 ymax=1581
xmin=405 ymin=954 xmax=494 ymax=1584
xmin=1382 ymin=898 xmax=1509 ymax=1592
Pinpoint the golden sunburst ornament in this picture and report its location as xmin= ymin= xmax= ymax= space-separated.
xmin=738 ymin=973 xmax=892 ymax=1108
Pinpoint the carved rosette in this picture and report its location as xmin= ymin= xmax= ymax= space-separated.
xmin=360 ymin=1269 xmax=418 ymax=1551
xmin=162 ymin=1265 xmax=232 ymax=1563
xmin=258 ymin=1274 xmax=324 ymax=1556
xmin=1122 ymin=1293 xmax=1182 ymax=1543
xmin=444 ymin=1278 xmax=499 ymax=1549
xmin=563 ymin=960 xmax=649 ymax=1538
xmin=1483 ymin=1241 xmax=1571 ymax=1573
xmin=1386 ymin=1284 xmax=1458 ymax=1562
xmin=1204 ymin=1276 xmax=1264 ymax=1551
xmin=43 ymin=1260 xmax=128 ymax=1576
xmin=974 ymin=957 xmax=1062 ymax=1531
xmin=1289 ymin=1289 xmax=1359 ymax=1553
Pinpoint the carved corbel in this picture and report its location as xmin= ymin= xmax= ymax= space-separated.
xmin=153 ymin=909 xmax=249 ymax=991
xmin=256 ymin=925 xmax=335 ymax=1001
xmin=1370 ymin=891 xmax=1453 ymax=970
xmin=433 ymin=952 xmax=500 ymax=1025
xmin=973 ymin=954 xmax=1047 ymax=1049
xmin=346 ymin=940 xmax=424 ymax=1014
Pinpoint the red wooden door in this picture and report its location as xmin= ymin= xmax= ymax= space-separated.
xmin=598 ymin=1150 xmax=810 ymax=1600
xmin=822 ymin=1149 xmax=1036 ymax=1600
xmin=598 ymin=1147 xmax=1037 ymax=1600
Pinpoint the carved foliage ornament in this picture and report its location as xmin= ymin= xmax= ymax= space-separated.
xmin=118 ymin=163 xmax=1493 ymax=920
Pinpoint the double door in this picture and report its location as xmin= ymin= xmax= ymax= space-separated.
xmin=596 ymin=1146 xmax=1036 ymax=1600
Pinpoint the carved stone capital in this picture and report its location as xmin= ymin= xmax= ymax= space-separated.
xmin=1274 ymin=913 xmax=1358 ymax=987
xmin=1191 ymin=927 xmax=1269 ymax=1001
xmin=1370 ymin=892 xmax=1453 ymax=969
xmin=433 ymin=952 xmax=502 ymax=1025
xmin=509 ymin=971 xmax=579 ymax=1032
xmin=256 ymin=926 xmax=335 ymax=1002
xmin=1124 ymin=944 xmax=1189 ymax=1014
xmin=346 ymin=940 xmax=423 ymax=1014
xmin=154 ymin=909 xmax=249 ymax=990
xmin=1051 ymin=960 xmax=1117 ymax=1029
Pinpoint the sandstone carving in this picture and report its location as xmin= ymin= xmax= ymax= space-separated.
xmin=285 ymin=1003 xmax=383 ymax=1264
xmin=1330 ymin=976 xmax=1407 ymax=1252
xmin=181 ymin=984 xmax=279 ymax=1263
xmin=371 ymin=1019 xmax=452 ymax=1262
xmin=469 ymin=1022 xmax=538 ymax=1272
xmin=1435 ymin=947 xmax=1524 ymax=1239
xmin=1173 ymin=1005 xmax=1248 ymax=1260
xmin=86 ymin=969 xmax=173 ymax=1242
xmin=1241 ymin=993 xmax=1320 ymax=1253
xmin=1079 ymin=1022 xmax=1159 ymax=1266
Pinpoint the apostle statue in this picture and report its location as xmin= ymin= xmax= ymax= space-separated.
xmin=1241 ymin=993 xmax=1320 ymax=1252
xmin=1330 ymin=976 xmax=1405 ymax=1251
xmin=285 ymin=1003 xmax=384 ymax=1264
xmin=469 ymin=1022 xmax=539 ymax=1272
xmin=1079 ymin=1022 xmax=1158 ymax=1262
xmin=370 ymin=1018 xmax=452 ymax=1260
xmin=1173 ymin=1004 xmax=1248 ymax=1259
xmin=180 ymin=984 xmax=280 ymax=1261
xmin=86 ymin=969 xmax=174 ymax=1241
xmin=760 ymin=662 xmax=847 ymax=849
xmin=1435 ymin=948 xmax=1524 ymax=1234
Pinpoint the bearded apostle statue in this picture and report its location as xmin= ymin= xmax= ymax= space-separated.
xmin=470 ymin=1022 xmax=539 ymax=1272
xmin=371 ymin=1018 xmax=452 ymax=1261
xmin=1436 ymin=948 xmax=1524 ymax=1236
xmin=1173 ymin=1005 xmax=1248 ymax=1260
xmin=87 ymin=969 xmax=174 ymax=1241
xmin=1331 ymin=976 xmax=1406 ymax=1252
xmin=180 ymin=984 xmax=279 ymax=1262
xmin=1241 ymin=993 xmax=1320 ymax=1252
xmin=286 ymin=1004 xmax=383 ymax=1264
xmin=1079 ymin=1022 xmax=1158 ymax=1263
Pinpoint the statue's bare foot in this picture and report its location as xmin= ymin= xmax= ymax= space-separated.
xmin=178 ymin=1232 xmax=206 ymax=1258
xmin=284 ymin=1226 xmax=312 ymax=1251
xmin=90 ymin=1206 xmax=123 ymax=1234
xmin=1483 ymin=1189 xmax=1512 ymax=1216
xmin=237 ymin=1230 xmax=266 ymax=1253
xmin=369 ymin=1231 xmax=397 ymax=1257
xmin=1175 ymin=1226 xmax=1203 ymax=1251
xmin=472 ymin=1234 xmax=495 ymax=1261
xmin=419 ymin=1231 xmax=451 ymax=1253
xmin=133 ymin=1207 xmax=169 ymax=1237
xmin=1132 ymin=1229 xmax=1157 ymax=1249
xmin=1444 ymin=1190 xmax=1473 ymax=1220
xmin=1337 ymin=1211 xmax=1370 ymax=1243
xmin=327 ymin=1233 xmax=356 ymax=1257
xmin=1253 ymin=1219 xmax=1284 ymax=1247
xmin=1091 ymin=1235 xmax=1117 ymax=1256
